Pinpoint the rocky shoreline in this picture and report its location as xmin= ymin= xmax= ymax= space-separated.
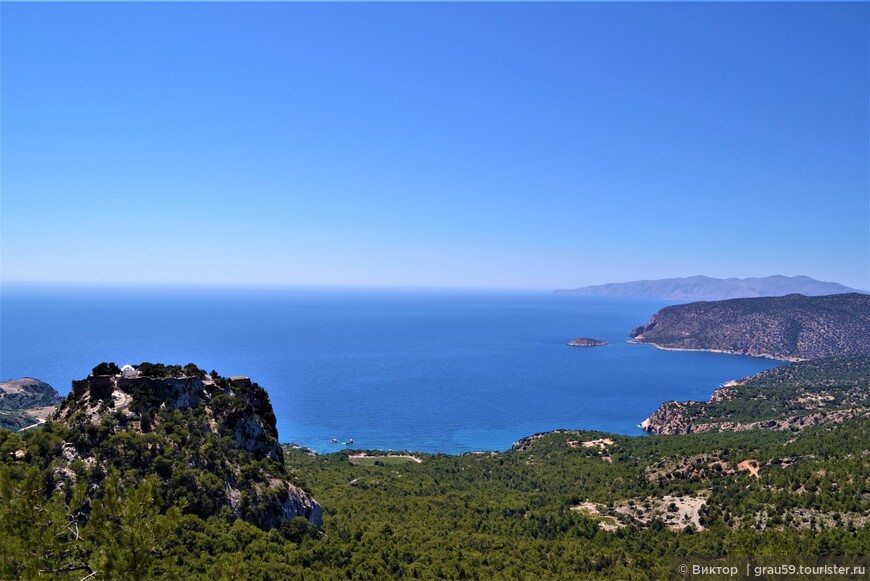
xmin=641 ymin=403 xmax=867 ymax=435
xmin=626 ymin=340 xmax=802 ymax=362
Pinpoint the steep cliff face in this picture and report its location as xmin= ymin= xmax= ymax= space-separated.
xmin=640 ymin=355 xmax=870 ymax=435
xmin=639 ymin=402 xmax=697 ymax=435
xmin=53 ymin=365 xmax=321 ymax=529
xmin=630 ymin=293 xmax=870 ymax=361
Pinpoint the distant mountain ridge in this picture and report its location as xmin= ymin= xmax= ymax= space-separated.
xmin=556 ymin=275 xmax=864 ymax=301
xmin=629 ymin=293 xmax=870 ymax=361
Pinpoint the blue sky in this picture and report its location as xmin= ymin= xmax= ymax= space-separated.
xmin=2 ymin=2 xmax=868 ymax=290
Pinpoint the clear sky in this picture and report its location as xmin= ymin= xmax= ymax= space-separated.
xmin=2 ymin=2 xmax=868 ymax=290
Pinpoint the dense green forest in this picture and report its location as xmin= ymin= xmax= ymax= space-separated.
xmin=2 ymin=416 xmax=867 ymax=579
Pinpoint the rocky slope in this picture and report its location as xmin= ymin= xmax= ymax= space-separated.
xmin=640 ymin=354 xmax=870 ymax=434
xmin=51 ymin=363 xmax=321 ymax=529
xmin=0 ymin=378 xmax=63 ymax=431
xmin=629 ymin=293 xmax=870 ymax=361
xmin=556 ymin=275 xmax=864 ymax=301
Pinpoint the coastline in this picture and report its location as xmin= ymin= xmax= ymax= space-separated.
xmin=626 ymin=339 xmax=802 ymax=362
xmin=5 ymin=291 xmax=788 ymax=456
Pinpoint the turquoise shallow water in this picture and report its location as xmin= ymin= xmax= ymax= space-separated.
xmin=0 ymin=286 xmax=781 ymax=453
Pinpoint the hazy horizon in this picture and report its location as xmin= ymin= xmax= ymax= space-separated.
xmin=2 ymin=3 xmax=868 ymax=290
xmin=2 ymin=273 xmax=867 ymax=295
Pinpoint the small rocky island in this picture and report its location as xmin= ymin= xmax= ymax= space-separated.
xmin=567 ymin=337 xmax=608 ymax=347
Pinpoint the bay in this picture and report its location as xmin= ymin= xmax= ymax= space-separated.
xmin=0 ymin=285 xmax=781 ymax=453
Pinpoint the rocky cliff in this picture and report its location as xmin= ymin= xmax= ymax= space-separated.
xmin=52 ymin=363 xmax=321 ymax=529
xmin=640 ymin=354 xmax=870 ymax=434
xmin=629 ymin=293 xmax=870 ymax=361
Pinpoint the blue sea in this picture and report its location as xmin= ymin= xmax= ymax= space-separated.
xmin=0 ymin=285 xmax=781 ymax=454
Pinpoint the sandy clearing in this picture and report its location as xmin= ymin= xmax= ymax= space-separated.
xmin=349 ymin=454 xmax=423 ymax=464
xmin=737 ymin=460 xmax=760 ymax=478
xmin=581 ymin=438 xmax=614 ymax=449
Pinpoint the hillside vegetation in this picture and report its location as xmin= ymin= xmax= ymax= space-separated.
xmin=629 ymin=293 xmax=870 ymax=361
xmin=1 ymin=360 xmax=868 ymax=579
xmin=1 ymin=363 xmax=322 ymax=579
xmin=2 ymin=419 xmax=866 ymax=579
xmin=0 ymin=378 xmax=63 ymax=431
xmin=641 ymin=355 xmax=870 ymax=435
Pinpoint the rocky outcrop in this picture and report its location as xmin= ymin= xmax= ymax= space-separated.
xmin=567 ymin=338 xmax=608 ymax=347
xmin=640 ymin=402 xmax=696 ymax=435
xmin=0 ymin=378 xmax=63 ymax=431
xmin=52 ymin=364 xmax=321 ymax=529
xmin=59 ymin=373 xmax=282 ymax=461
xmin=629 ymin=293 xmax=870 ymax=361
xmin=274 ymin=484 xmax=323 ymax=530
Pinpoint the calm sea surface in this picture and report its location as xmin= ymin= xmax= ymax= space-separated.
xmin=1 ymin=286 xmax=781 ymax=453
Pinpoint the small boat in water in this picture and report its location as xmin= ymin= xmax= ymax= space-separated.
xmin=330 ymin=438 xmax=339 ymax=443
xmin=344 ymin=438 xmax=354 ymax=445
